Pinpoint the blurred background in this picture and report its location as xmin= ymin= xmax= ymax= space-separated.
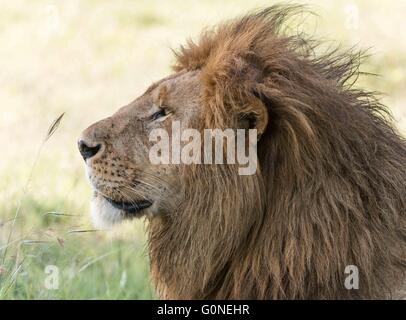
xmin=0 ymin=0 xmax=405 ymax=299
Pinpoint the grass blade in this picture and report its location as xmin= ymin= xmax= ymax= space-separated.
xmin=44 ymin=112 xmax=65 ymax=142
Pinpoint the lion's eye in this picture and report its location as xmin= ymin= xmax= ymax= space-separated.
xmin=151 ymin=108 xmax=168 ymax=121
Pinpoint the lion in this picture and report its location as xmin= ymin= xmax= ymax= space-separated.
xmin=78 ymin=5 xmax=406 ymax=299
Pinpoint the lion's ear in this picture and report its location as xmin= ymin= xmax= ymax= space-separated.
xmin=238 ymin=91 xmax=269 ymax=140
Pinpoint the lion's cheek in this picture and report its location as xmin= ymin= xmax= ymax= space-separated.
xmin=90 ymin=196 xmax=124 ymax=229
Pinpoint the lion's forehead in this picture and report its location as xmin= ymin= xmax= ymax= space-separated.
xmin=152 ymin=70 xmax=202 ymax=106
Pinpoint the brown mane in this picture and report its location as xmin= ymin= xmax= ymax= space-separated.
xmin=147 ymin=5 xmax=406 ymax=299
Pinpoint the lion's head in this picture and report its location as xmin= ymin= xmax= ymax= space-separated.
xmin=79 ymin=6 xmax=406 ymax=299
xmin=78 ymin=70 xmax=206 ymax=227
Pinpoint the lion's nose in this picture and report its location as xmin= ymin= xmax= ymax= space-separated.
xmin=78 ymin=140 xmax=102 ymax=161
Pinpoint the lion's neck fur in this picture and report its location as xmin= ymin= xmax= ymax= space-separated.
xmin=148 ymin=110 xmax=406 ymax=299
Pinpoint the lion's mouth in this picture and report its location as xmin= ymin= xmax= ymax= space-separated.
xmin=104 ymin=196 xmax=152 ymax=214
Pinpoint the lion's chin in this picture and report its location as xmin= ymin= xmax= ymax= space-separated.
xmin=90 ymin=194 xmax=154 ymax=229
xmin=90 ymin=196 xmax=126 ymax=229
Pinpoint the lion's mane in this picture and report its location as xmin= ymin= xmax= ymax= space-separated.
xmin=147 ymin=5 xmax=406 ymax=299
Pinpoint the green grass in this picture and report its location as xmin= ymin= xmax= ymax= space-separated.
xmin=0 ymin=237 xmax=153 ymax=299
xmin=0 ymin=0 xmax=405 ymax=299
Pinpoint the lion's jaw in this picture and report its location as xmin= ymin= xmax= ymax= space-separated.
xmin=89 ymin=192 xmax=125 ymax=229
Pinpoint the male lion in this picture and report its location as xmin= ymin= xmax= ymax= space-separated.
xmin=78 ymin=6 xmax=406 ymax=299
